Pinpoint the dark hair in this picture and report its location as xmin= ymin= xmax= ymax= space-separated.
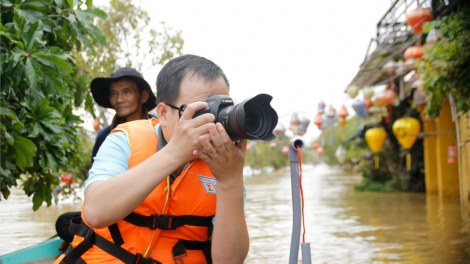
xmin=156 ymin=54 xmax=230 ymax=105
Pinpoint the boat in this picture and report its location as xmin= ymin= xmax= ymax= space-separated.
xmin=0 ymin=237 xmax=63 ymax=264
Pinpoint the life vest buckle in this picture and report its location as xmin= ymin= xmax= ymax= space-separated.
xmin=150 ymin=214 xmax=176 ymax=230
xmin=134 ymin=253 xmax=162 ymax=264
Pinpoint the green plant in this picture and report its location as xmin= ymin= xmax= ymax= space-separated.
xmin=0 ymin=0 xmax=106 ymax=210
xmin=419 ymin=9 xmax=470 ymax=117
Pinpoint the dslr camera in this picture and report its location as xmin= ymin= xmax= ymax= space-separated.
xmin=193 ymin=94 xmax=278 ymax=141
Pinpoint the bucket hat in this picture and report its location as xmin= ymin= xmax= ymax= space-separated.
xmin=90 ymin=67 xmax=156 ymax=110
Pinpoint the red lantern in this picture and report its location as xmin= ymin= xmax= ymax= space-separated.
xmin=311 ymin=142 xmax=319 ymax=150
xmin=282 ymin=146 xmax=289 ymax=154
xmin=246 ymin=144 xmax=252 ymax=151
xmin=404 ymin=45 xmax=423 ymax=61
xmin=364 ymin=99 xmax=373 ymax=110
xmin=269 ymin=142 xmax=277 ymax=150
xmin=338 ymin=105 xmax=349 ymax=119
xmin=93 ymin=117 xmax=100 ymax=131
xmin=317 ymin=147 xmax=324 ymax=155
xmin=448 ymin=145 xmax=457 ymax=163
xmin=60 ymin=173 xmax=73 ymax=185
xmin=313 ymin=113 xmax=323 ymax=129
xmin=406 ymin=8 xmax=433 ymax=34
xmin=376 ymin=88 xmax=397 ymax=106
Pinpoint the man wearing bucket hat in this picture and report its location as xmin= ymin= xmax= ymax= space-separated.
xmin=55 ymin=67 xmax=156 ymax=249
xmin=90 ymin=67 xmax=157 ymax=162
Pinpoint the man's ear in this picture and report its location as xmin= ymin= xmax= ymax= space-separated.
xmin=156 ymin=102 xmax=168 ymax=126
xmin=140 ymin=90 xmax=149 ymax=104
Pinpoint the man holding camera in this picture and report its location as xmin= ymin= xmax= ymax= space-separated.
xmin=55 ymin=55 xmax=249 ymax=264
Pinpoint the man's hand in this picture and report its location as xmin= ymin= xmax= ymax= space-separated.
xmin=192 ymin=122 xmax=247 ymax=184
xmin=166 ymin=101 xmax=215 ymax=163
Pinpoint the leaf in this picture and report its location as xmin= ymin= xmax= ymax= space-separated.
xmin=32 ymin=187 xmax=44 ymax=211
xmin=42 ymin=46 xmax=70 ymax=60
xmin=54 ymin=0 xmax=63 ymax=7
xmin=4 ymin=131 xmax=14 ymax=145
xmin=24 ymin=57 xmax=43 ymax=90
xmin=45 ymin=151 xmax=57 ymax=171
xmin=13 ymin=9 xmax=27 ymax=34
xmin=0 ymin=107 xmax=20 ymax=121
xmin=66 ymin=0 xmax=73 ymax=8
xmin=80 ymin=8 xmax=107 ymax=19
xmin=33 ymin=53 xmax=73 ymax=73
xmin=13 ymin=136 xmax=37 ymax=171
xmin=10 ymin=46 xmax=27 ymax=68
xmin=85 ymin=24 xmax=106 ymax=46
xmin=41 ymin=66 xmax=64 ymax=94
xmin=20 ymin=0 xmax=50 ymax=8
xmin=85 ymin=0 xmax=92 ymax=9
xmin=29 ymin=122 xmax=41 ymax=137
xmin=1 ymin=0 xmax=15 ymax=7
xmin=456 ymin=97 xmax=466 ymax=108
xmin=22 ymin=10 xmax=53 ymax=32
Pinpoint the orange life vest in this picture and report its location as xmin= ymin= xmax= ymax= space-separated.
xmin=55 ymin=118 xmax=217 ymax=264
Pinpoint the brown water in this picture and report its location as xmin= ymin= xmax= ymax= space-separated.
xmin=1 ymin=164 xmax=469 ymax=263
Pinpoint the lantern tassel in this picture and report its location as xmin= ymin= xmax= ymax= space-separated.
xmin=375 ymin=155 xmax=379 ymax=169
xmin=406 ymin=152 xmax=412 ymax=171
xmin=341 ymin=127 xmax=346 ymax=140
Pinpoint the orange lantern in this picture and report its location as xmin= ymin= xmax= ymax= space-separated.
xmin=448 ymin=145 xmax=457 ymax=164
xmin=404 ymin=45 xmax=423 ymax=61
xmin=406 ymin=8 xmax=433 ymax=34
xmin=392 ymin=117 xmax=421 ymax=170
xmin=313 ymin=113 xmax=323 ymax=129
xmin=338 ymin=105 xmax=349 ymax=119
xmin=365 ymin=128 xmax=387 ymax=169
xmin=317 ymin=147 xmax=324 ymax=155
xmin=281 ymin=146 xmax=289 ymax=154
xmin=93 ymin=117 xmax=100 ymax=131
xmin=376 ymin=88 xmax=397 ymax=106
xmin=311 ymin=142 xmax=319 ymax=150
xmin=364 ymin=99 xmax=373 ymax=110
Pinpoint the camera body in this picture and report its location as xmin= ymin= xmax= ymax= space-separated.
xmin=193 ymin=94 xmax=278 ymax=141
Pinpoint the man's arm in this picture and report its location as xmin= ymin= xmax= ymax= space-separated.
xmin=84 ymin=102 xmax=214 ymax=228
xmin=194 ymin=123 xmax=249 ymax=264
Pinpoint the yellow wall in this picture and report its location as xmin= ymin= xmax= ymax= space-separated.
xmin=458 ymin=113 xmax=470 ymax=219
xmin=435 ymin=100 xmax=460 ymax=198
xmin=421 ymin=113 xmax=438 ymax=194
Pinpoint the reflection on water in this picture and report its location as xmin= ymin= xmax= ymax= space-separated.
xmin=1 ymin=164 xmax=469 ymax=263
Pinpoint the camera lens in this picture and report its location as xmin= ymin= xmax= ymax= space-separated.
xmin=244 ymin=110 xmax=259 ymax=130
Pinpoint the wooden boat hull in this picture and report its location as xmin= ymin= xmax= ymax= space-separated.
xmin=0 ymin=237 xmax=62 ymax=264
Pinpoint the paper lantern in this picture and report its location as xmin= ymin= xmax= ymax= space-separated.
xmin=60 ymin=173 xmax=73 ymax=185
xmin=335 ymin=146 xmax=347 ymax=164
xmin=364 ymin=99 xmax=373 ymax=110
xmin=246 ymin=144 xmax=252 ymax=151
xmin=376 ymin=88 xmax=397 ymax=106
xmin=297 ymin=117 xmax=310 ymax=136
xmin=346 ymin=85 xmax=359 ymax=99
xmin=291 ymin=112 xmax=300 ymax=125
xmin=404 ymin=45 xmax=423 ymax=61
xmin=406 ymin=8 xmax=433 ymax=34
xmin=93 ymin=117 xmax=100 ymax=131
xmin=281 ymin=146 xmax=289 ymax=154
xmin=352 ymin=100 xmax=366 ymax=118
xmin=313 ymin=113 xmax=323 ymax=129
xmin=269 ymin=142 xmax=277 ymax=150
xmin=338 ymin=117 xmax=347 ymax=140
xmin=365 ymin=128 xmax=387 ymax=169
xmin=317 ymin=147 xmax=324 ymax=155
xmin=338 ymin=105 xmax=349 ymax=119
xmin=363 ymin=87 xmax=374 ymax=100
xmin=273 ymin=122 xmax=286 ymax=139
xmin=395 ymin=60 xmax=408 ymax=76
xmin=426 ymin=28 xmax=439 ymax=44
xmin=311 ymin=142 xmax=319 ymax=150
xmin=392 ymin=117 xmax=421 ymax=170
xmin=318 ymin=101 xmax=326 ymax=114
xmin=326 ymin=105 xmax=336 ymax=119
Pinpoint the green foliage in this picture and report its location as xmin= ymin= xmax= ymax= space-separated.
xmin=354 ymin=177 xmax=401 ymax=193
xmin=0 ymin=0 xmax=106 ymax=210
xmin=419 ymin=9 xmax=470 ymax=117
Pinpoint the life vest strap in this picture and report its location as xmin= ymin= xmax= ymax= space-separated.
xmin=61 ymin=217 xmax=162 ymax=264
xmin=172 ymin=239 xmax=212 ymax=264
xmin=124 ymin=213 xmax=213 ymax=230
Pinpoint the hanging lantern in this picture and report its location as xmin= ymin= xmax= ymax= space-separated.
xmin=288 ymin=123 xmax=293 ymax=131
xmin=93 ymin=117 xmax=100 ymax=131
xmin=404 ymin=58 xmax=416 ymax=71
xmin=426 ymin=28 xmax=439 ymax=44
xmin=269 ymin=142 xmax=277 ymax=150
xmin=404 ymin=45 xmax=423 ymax=61
xmin=364 ymin=99 xmax=374 ymax=110
xmin=246 ymin=144 xmax=252 ymax=151
xmin=338 ymin=117 xmax=347 ymax=140
xmin=412 ymin=88 xmax=427 ymax=107
xmin=317 ymin=147 xmax=324 ymax=155
xmin=299 ymin=117 xmax=310 ymax=136
xmin=60 ymin=173 xmax=73 ymax=185
xmin=311 ymin=142 xmax=319 ymax=150
xmin=363 ymin=87 xmax=374 ymax=100
xmin=318 ymin=101 xmax=326 ymax=114
xmin=338 ymin=105 xmax=349 ymax=119
xmin=395 ymin=60 xmax=408 ymax=76
xmin=326 ymin=105 xmax=336 ymax=119
xmin=376 ymin=88 xmax=397 ymax=106
xmin=291 ymin=112 xmax=300 ymax=125
xmin=352 ymin=100 xmax=366 ymax=118
xmin=282 ymin=145 xmax=289 ymax=154
xmin=448 ymin=145 xmax=457 ymax=163
xmin=273 ymin=122 xmax=286 ymax=139
xmin=365 ymin=128 xmax=387 ymax=169
xmin=313 ymin=113 xmax=323 ymax=129
xmin=346 ymin=85 xmax=359 ymax=99
xmin=406 ymin=7 xmax=433 ymax=34
xmin=382 ymin=60 xmax=398 ymax=75
xmin=335 ymin=146 xmax=347 ymax=164
xmin=392 ymin=117 xmax=421 ymax=170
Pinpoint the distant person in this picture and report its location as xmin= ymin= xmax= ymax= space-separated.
xmin=55 ymin=67 xmax=156 ymax=249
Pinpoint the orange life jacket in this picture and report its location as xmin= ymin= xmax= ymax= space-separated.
xmin=55 ymin=118 xmax=217 ymax=264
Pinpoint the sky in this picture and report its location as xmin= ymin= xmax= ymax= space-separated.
xmin=93 ymin=0 xmax=393 ymax=142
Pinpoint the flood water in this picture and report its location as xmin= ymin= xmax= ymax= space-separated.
xmin=1 ymin=164 xmax=469 ymax=263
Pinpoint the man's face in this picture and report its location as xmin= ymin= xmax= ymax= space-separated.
xmin=159 ymin=74 xmax=229 ymax=142
xmin=109 ymin=79 xmax=142 ymax=118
